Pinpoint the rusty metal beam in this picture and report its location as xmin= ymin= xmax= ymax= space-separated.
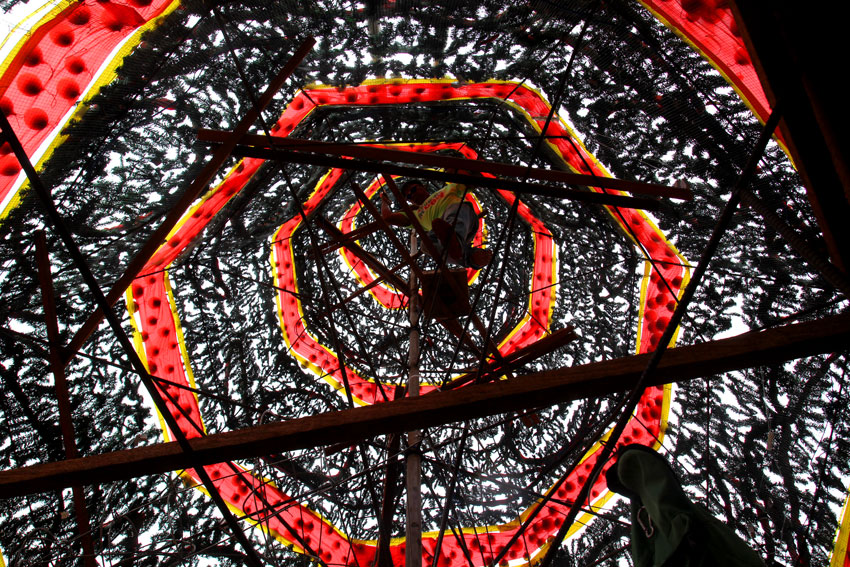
xmin=315 ymin=216 xmax=410 ymax=292
xmin=1 ymin=312 xmax=847 ymax=498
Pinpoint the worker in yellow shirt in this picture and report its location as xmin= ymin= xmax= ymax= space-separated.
xmin=381 ymin=179 xmax=492 ymax=269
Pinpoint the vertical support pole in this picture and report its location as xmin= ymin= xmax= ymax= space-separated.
xmin=376 ymin=432 xmax=402 ymax=567
xmin=405 ymin=231 xmax=422 ymax=567
xmin=34 ymin=231 xmax=97 ymax=567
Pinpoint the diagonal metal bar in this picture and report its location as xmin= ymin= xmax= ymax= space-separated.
xmin=315 ymin=216 xmax=410 ymax=292
xmin=64 ymin=37 xmax=315 ymax=365
xmin=430 ymin=424 xmax=469 ymax=567
xmin=319 ymin=259 xmax=412 ymax=317
xmin=315 ymin=220 xmax=382 ymax=256
xmin=375 ymin=433 xmax=403 ymax=567
xmin=350 ymin=182 xmax=427 ymax=283
xmin=449 ymin=524 xmax=477 ymax=567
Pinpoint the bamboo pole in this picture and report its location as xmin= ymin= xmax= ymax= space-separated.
xmin=405 ymin=231 xmax=423 ymax=567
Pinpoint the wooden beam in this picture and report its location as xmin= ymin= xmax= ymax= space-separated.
xmin=223 ymin=144 xmax=662 ymax=211
xmin=405 ymin=242 xmax=423 ymax=567
xmin=197 ymin=129 xmax=693 ymax=201
xmin=1 ymin=313 xmax=847 ymax=498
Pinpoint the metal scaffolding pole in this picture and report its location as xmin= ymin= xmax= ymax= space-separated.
xmin=34 ymin=232 xmax=97 ymax=567
xmin=405 ymin=231 xmax=423 ymax=567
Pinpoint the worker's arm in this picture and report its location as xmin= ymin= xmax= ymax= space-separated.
xmin=381 ymin=192 xmax=411 ymax=226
